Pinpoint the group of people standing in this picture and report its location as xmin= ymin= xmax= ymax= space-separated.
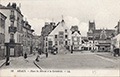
xmin=23 ymin=48 xmax=48 ymax=62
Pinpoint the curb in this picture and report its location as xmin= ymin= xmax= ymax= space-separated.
xmin=0 ymin=61 xmax=6 ymax=68
xmin=0 ymin=59 xmax=14 ymax=68
xmin=94 ymin=54 xmax=117 ymax=64
xmin=33 ymin=61 xmax=43 ymax=70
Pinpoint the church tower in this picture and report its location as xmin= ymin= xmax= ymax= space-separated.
xmin=88 ymin=20 xmax=96 ymax=33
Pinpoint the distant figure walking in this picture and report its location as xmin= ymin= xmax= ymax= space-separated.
xmin=46 ymin=52 xmax=48 ymax=58
xmin=35 ymin=55 xmax=40 ymax=62
xmin=24 ymin=52 xmax=29 ymax=62
xmin=71 ymin=45 xmax=73 ymax=54
xmin=24 ymin=52 xmax=27 ymax=59
xmin=38 ymin=49 xmax=41 ymax=55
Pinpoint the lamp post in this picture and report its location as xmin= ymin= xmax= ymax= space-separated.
xmin=5 ymin=10 xmax=17 ymax=65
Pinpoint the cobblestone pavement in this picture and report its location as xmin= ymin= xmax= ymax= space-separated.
xmin=0 ymin=51 xmax=119 ymax=70
xmin=36 ymin=51 xmax=120 ymax=70
xmin=1 ymin=54 xmax=42 ymax=69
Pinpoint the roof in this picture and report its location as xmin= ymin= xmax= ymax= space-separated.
xmin=88 ymin=29 xmax=115 ymax=40
xmin=0 ymin=3 xmax=23 ymax=17
xmin=92 ymin=29 xmax=115 ymax=36
xmin=48 ymin=19 xmax=68 ymax=36
xmin=72 ymin=31 xmax=81 ymax=35
xmin=0 ymin=12 xmax=7 ymax=19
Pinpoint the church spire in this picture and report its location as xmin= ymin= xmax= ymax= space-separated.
xmin=88 ymin=20 xmax=96 ymax=32
xmin=61 ymin=15 xmax=65 ymax=26
xmin=61 ymin=15 xmax=64 ymax=22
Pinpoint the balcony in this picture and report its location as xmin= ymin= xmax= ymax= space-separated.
xmin=10 ymin=15 xmax=15 ymax=22
xmin=9 ymin=26 xmax=17 ymax=33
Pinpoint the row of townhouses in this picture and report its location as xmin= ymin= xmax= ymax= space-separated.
xmin=87 ymin=21 xmax=115 ymax=52
xmin=0 ymin=3 xmax=40 ymax=59
xmin=41 ymin=19 xmax=118 ymax=54
xmin=41 ymin=19 xmax=83 ymax=53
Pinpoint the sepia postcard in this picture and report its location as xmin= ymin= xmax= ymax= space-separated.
xmin=0 ymin=0 xmax=120 ymax=77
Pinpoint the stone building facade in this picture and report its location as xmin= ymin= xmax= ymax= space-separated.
xmin=22 ymin=21 xmax=34 ymax=55
xmin=0 ymin=3 xmax=24 ymax=56
xmin=87 ymin=21 xmax=115 ymax=52
xmin=70 ymin=26 xmax=82 ymax=51
xmin=0 ymin=12 xmax=6 ymax=59
xmin=47 ymin=20 xmax=70 ymax=53
xmin=32 ymin=35 xmax=41 ymax=52
xmin=41 ymin=22 xmax=56 ymax=52
xmin=0 ymin=3 xmax=34 ymax=57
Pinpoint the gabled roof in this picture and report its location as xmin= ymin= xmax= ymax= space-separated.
xmin=48 ymin=19 xmax=68 ymax=36
xmin=72 ymin=31 xmax=81 ymax=35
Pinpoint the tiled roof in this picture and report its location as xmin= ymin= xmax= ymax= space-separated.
xmin=93 ymin=29 xmax=115 ymax=36
xmin=87 ymin=29 xmax=115 ymax=40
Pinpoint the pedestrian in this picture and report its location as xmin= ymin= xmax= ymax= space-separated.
xmin=38 ymin=49 xmax=41 ymax=55
xmin=46 ymin=52 xmax=48 ymax=58
xmin=33 ymin=49 xmax=36 ymax=55
xmin=71 ymin=45 xmax=73 ymax=54
xmin=35 ymin=55 xmax=40 ymax=62
xmin=24 ymin=52 xmax=29 ymax=62
xmin=24 ymin=52 xmax=27 ymax=59
xmin=6 ymin=57 xmax=10 ymax=66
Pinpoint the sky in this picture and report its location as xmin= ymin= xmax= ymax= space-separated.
xmin=1 ymin=0 xmax=120 ymax=36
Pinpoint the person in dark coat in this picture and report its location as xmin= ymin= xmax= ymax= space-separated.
xmin=46 ymin=52 xmax=48 ymax=58
xmin=24 ymin=52 xmax=27 ymax=59
xmin=38 ymin=49 xmax=41 ymax=55
xmin=24 ymin=52 xmax=29 ymax=62
xmin=35 ymin=55 xmax=40 ymax=62
xmin=71 ymin=45 xmax=73 ymax=54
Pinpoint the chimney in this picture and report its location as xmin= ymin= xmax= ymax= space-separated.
xmin=7 ymin=2 xmax=11 ymax=7
xmin=12 ymin=3 xmax=16 ymax=9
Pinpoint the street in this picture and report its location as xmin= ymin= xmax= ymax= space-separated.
xmin=36 ymin=51 xmax=120 ymax=70
xmin=1 ymin=54 xmax=39 ymax=69
xmin=0 ymin=51 xmax=119 ymax=70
